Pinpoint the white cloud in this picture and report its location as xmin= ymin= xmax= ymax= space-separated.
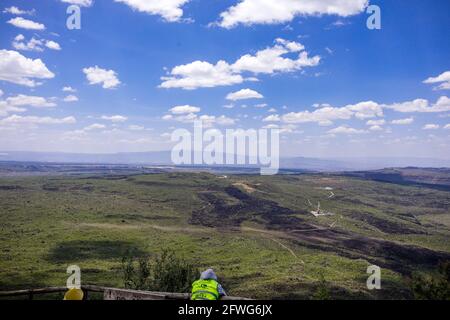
xmin=101 ymin=115 xmax=128 ymax=122
xmin=84 ymin=123 xmax=106 ymax=131
xmin=3 ymin=6 xmax=35 ymax=15
xmin=282 ymin=106 xmax=353 ymax=125
xmin=422 ymin=124 xmax=440 ymax=130
xmin=62 ymin=86 xmax=76 ymax=93
xmin=114 ymin=0 xmax=190 ymax=22
xmin=217 ymin=0 xmax=369 ymax=28
xmin=0 ymin=89 xmax=3 ymax=97
xmin=169 ymin=105 xmax=200 ymax=114
xmin=199 ymin=114 xmax=235 ymax=126
xmin=7 ymin=17 xmax=45 ymax=30
xmin=369 ymin=125 xmax=383 ymax=131
xmin=128 ymin=125 xmax=145 ymax=131
xmin=163 ymin=110 xmax=235 ymax=127
xmin=423 ymin=71 xmax=450 ymax=90
xmin=45 ymin=40 xmax=61 ymax=51
xmin=232 ymin=38 xmax=320 ymax=74
xmin=63 ymin=95 xmax=78 ymax=102
xmin=0 ymin=115 xmax=75 ymax=125
xmin=262 ymin=114 xmax=281 ymax=122
xmin=0 ymin=101 xmax=25 ymax=117
xmin=5 ymin=94 xmax=56 ymax=108
xmin=0 ymin=50 xmax=54 ymax=87
xmin=254 ymin=103 xmax=267 ymax=108
xmin=83 ymin=66 xmax=121 ymax=89
xmin=160 ymin=38 xmax=319 ymax=89
xmin=327 ymin=125 xmax=366 ymax=134
xmin=61 ymin=0 xmax=93 ymax=7
xmin=159 ymin=60 xmax=243 ymax=90
xmin=444 ymin=124 xmax=450 ymax=130
xmin=12 ymin=35 xmax=61 ymax=52
xmin=366 ymin=119 xmax=385 ymax=126
xmin=223 ymin=104 xmax=234 ymax=109
xmin=383 ymin=96 xmax=450 ymax=113
xmin=343 ymin=101 xmax=383 ymax=119
xmin=391 ymin=117 xmax=414 ymax=125
xmin=278 ymin=96 xmax=450 ymax=127
xmin=226 ymin=88 xmax=263 ymax=101
xmin=12 ymin=35 xmax=44 ymax=52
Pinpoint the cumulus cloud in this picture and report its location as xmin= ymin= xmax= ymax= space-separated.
xmin=83 ymin=66 xmax=121 ymax=89
xmin=444 ymin=124 xmax=450 ymax=130
xmin=7 ymin=17 xmax=45 ymax=30
xmin=62 ymin=86 xmax=76 ymax=93
xmin=343 ymin=101 xmax=383 ymax=119
xmin=278 ymin=96 xmax=450 ymax=127
xmin=114 ymin=0 xmax=190 ymax=22
xmin=12 ymin=35 xmax=61 ymax=52
xmin=45 ymin=40 xmax=61 ymax=50
xmin=160 ymin=38 xmax=319 ymax=89
xmin=163 ymin=108 xmax=235 ymax=127
xmin=422 ymin=124 xmax=440 ymax=130
xmin=366 ymin=119 xmax=385 ymax=126
xmin=61 ymin=0 xmax=93 ymax=7
xmin=0 ymin=50 xmax=54 ymax=87
xmin=423 ymin=71 xmax=450 ymax=90
xmin=84 ymin=123 xmax=106 ymax=130
xmin=63 ymin=95 xmax=78 ymax=102
xmin=262 ymin=114 xmax=281 ymax=122
xmin=199 ymin=114 xmax=236 ymax=126
xmin=383 ymin=96 xmax=450 ymax=113
xmin=0 ymin=101 xmax=25 ymax=117
xmin=232 ymin=38 xmax=320 ymax=74
xmin=327 ymin=125 xmax=366 ymax=134
xmin=0 ymin=94 xmax=57 ymax=118
xmin=217 ymin=0 xmax=369 ymax=28
xmin=159 ymin=60 xmax=243 ymax=90
xmin=12 ymin=35 xmax=43 ymax=51
xmin=282 ymin=106 xmax=353 ymax=126
xmin=5 ymin=94 xmax=56 ymax=108
xmin=391 ymin=117 xmax=414 ymax=125
xmin=101 ymin=115 xmax=128 ymax=122
xmin=226 ymin=88 xmax=263 ymax=101
xmin=0 ymin=115 xmax=76 ymax=125
xmin=368 ymin=125 xmax=383 ymax=131
xmin=169 ymin=105 xmax=201 ymax=114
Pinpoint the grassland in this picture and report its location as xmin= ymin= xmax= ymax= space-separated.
xmin=0 ymin=171 xmax=449 ymax=299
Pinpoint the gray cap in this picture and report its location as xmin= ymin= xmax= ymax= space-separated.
xmin=200 ymin=268 xmax=217 ymax=280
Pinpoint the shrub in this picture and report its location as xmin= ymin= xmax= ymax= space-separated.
xmin=121 ymin=249 xmax=198 ymax=293
xmin=411 ymin=261 xmax=450 ymax=300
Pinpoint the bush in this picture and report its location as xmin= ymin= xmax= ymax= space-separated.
xmin=411 ymin=261 xmax=450 ymax=300
xmin=121 ymin=249 xmax=198 ymax=293
xmin=313 ymin=273 xmax=331 ymax=300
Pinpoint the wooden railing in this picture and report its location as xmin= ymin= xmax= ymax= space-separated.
xmin=0 ymin=285 xmax=251 ymax=300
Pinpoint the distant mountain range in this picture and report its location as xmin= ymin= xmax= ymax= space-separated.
xmin=0 ymin=151 xmax=449 ymax=171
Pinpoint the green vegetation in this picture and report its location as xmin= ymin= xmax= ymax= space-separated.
xmin=122 ymin=249 xmax=198 ymax=292
xmin=0 ymin=171 xmax=449 ymax=299
xmin=411 ymin=262 xmax=450 ymax=300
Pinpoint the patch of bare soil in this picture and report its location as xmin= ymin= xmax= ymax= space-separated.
xmin=233 ymin=182 xmax=257 ymax=193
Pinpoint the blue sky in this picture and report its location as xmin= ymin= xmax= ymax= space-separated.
xmin=0 ymin=0 xmax=449 ymax=158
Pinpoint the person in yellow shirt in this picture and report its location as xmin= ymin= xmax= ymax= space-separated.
xmin=191 ymin=269 xmax=226 ymax=300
